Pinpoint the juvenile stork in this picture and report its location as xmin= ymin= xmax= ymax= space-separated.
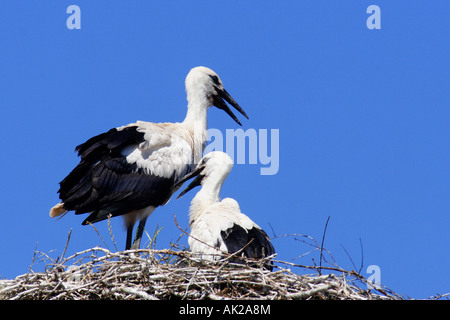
xmin=50 ymin=66 xmax=248 ymax=250
xmin=175 ymin=151 xmax=275 ymax=269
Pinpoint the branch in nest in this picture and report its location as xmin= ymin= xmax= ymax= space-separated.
xmin=0 ymin=245 xmax=407 ymax=300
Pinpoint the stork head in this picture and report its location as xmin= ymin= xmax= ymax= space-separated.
xmin=185 ymin=66 xmax=249 ymax=126
xmin=175 ymin=151 xmax=234 ymax=198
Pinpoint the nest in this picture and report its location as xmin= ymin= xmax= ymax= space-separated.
xmin=0 ymin=245 xmax=404 ymax=300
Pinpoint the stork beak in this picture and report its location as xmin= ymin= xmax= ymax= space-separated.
xmin=175 ymin=165 xmax=206 ymax=199
xmin=213 ymin=87 xmax=249 ymax=126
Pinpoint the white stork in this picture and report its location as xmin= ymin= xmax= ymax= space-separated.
xmin=174 ymin=151 xmax=275 ymax=269
xmin=49 ymin=66 xmax=248 ymax=250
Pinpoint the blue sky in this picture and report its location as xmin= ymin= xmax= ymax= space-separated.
xmin=0 ymin=1 xmax=448 ymax=299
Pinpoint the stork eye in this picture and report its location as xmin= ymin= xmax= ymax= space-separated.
xmin=200 ymin=157 xmax=209 ymax=166
xmin=209 ymin=75 xmax=220 ymax=85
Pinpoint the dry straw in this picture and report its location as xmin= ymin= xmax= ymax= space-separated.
xmin=0 ymin=228 xmax=407 ymax=300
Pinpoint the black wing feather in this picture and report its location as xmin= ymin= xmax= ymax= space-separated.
xmin=57 ymin=126 xmax=179 ymax=225
xmin=220 ymin=224 xmax=275 ymax=270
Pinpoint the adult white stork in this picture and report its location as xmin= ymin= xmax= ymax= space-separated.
xmin=174 ymin=151 xmax=275 ymax=269
xmin=49 ymin=66 xmax=248 ymax=250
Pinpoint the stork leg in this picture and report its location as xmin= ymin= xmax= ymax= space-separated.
xmin=130 ymin=216 xmax=148 ymax=250
xmin=125 ymin=224 xmax=134 ymax=250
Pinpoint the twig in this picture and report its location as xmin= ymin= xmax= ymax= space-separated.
xmin=340 ymin=243 xmax=358 ymax=271
xmin=267 ymin=222 xmax=277 ymax=238
xmin=285 ymin=284 xmax=333 ymax=299
xmin=25 ymin=242 xmax=39 ymax=281
xmin=60 ymin=229 xmax=72 ymax=263
xmin=358 ymin=238 xmax=364 ymax=274
xmin=319 ymin=216 xmax=331 ymax=275
xmin=0 ymin=233 xmax=411 ymax=301
xmin=107 ymin=216 xmax=118 ymax=252
xmin=87 ymin=222 xmax=109 ymax=250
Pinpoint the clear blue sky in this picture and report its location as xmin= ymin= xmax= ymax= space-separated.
xmin=0 ymin=1 xmax=448 ymax=299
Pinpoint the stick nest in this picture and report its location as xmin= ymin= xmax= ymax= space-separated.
xmin=0 ymin=246 xmax=404 ymax=300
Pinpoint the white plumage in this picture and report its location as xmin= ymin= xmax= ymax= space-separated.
xmin=119 ymin=122 xmax=194 ymax=178
xmin=175 ymin=151 xmax=275 ymax=268
xmin=50 ymin=67 xmax=248 ymax=250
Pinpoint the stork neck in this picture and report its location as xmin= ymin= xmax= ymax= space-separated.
xmin=189 ymin=184 xmax=221 ymax=222
xmin=183 ymin=100 xmax=209 ymax=165
xmin=183 ymin=98 xmax=209 ymax=129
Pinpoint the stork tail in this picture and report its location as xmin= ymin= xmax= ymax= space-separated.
xmin=49 ymin=202 xmax=68 ymax=218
